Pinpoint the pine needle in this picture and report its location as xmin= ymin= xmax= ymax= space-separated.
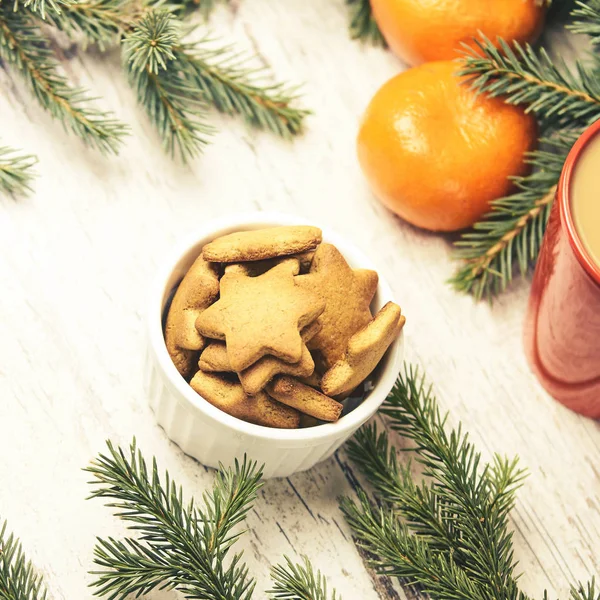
xmin=0 ymin=520 xmax=48 ymax=600
xmin=177 ymin=35 xmax=310 ymax=138
xmin=0 ymin=7 xmax=128 ymax=154
xmin=0 ymin=146 xmax=37 ymax=196
xmin=450 ymin=130 xmax=578 ymax=299
xmin=269 ymin=556 xmax=340 ymax=600
xmin=86 ymin=439 xmax=263 ymax=599
xmin=345 ymin=0 xmax=386 ymax=46
xmin=570 ymin=0 xmax=600 ymax=45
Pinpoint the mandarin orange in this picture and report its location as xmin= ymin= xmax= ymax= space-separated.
xmin=371 ymin=0 xmax=545 ymax=66
xmin=357 ymin=60 xmax=538 ymax=232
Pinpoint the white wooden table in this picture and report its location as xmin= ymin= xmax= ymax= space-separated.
xmin=1 ymin=2 xmax=598 ymax=598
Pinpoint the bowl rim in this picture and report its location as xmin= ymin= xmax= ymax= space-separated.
xmin=148 ymin=211 xmax=404 ymax=443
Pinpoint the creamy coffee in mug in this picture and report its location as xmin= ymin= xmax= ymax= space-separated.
xmin=572 ymin=133 xmax=600 ymax=268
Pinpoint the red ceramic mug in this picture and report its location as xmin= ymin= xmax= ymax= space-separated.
xmin=524 ymin=121 xmax=600 ymax=419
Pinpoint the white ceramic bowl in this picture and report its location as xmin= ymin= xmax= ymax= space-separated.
xmin=145 ymin=212 xmax=404 ymax=478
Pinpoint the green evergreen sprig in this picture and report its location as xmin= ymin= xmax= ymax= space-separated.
xmin=0 ymin=0 xmax=308 ymax=192
xmin=269 ymin=556 xmax=340 ymax=600
xmin=341 ymin=366 xmax=526 ymax=599
xmin=87 ymin=440 xmax=262 ymax=599
xmin=122 ymin=10 xmax=214 ymax=160
xmin=341 ymin=366 xmax=598 ymax=600
xmin=345 ymin=0 xmax=385 ymax=46
xmin=72 ymin=3 xmax=306 ymax=160
xmin=0 ymin=6 xmax=128 ymax=155
xmin=565 ymin=580 xmax=600 ymax=600
xmin=10 ymin=0 xmax=71 ymax=19
xmin=0 ymin=146 xmax=37 ymax=196
xmin=118 ymin=8 xmax=308 ymax=161
xmin=86 ymin=439 xmax=337 ymax=600
xmin=177 ymin=37 xmax=309 ymax=139
xmin=0 ymin=520 xmax=48 ymax=600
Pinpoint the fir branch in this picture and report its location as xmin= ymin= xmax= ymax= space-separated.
xmin=0 ymin=146 xmax=37 ymax=196
xmin=450 ymin=131 xmax=577 ymax=298
xmin=11 ymin=0 xmax=72 ymax=19
xmin=25 ymin=2 xmax=308 ymax=156
xmin=346 ymin=425 xmax=462 ymax=556
xmin=345 ymin=0 xmax=386 ymax=46
xmin=460 ymin=36 xmax=600 ymax=131
xmin=43 ymin=0 xmax=129 ymax=50
xmin=0 ymin=520 xmax=48 ymax=600
xmin=92 ymin=536 xmax=181 ymax=598
xmin=570 ymin=0 xmax=600 ymax=45
xmin=342 ymin=365 xmax=528 ymax=600
xmin=177 ymin=36 xmax=309 ymax=138
xmin=341 ymin=492 xmax=487 ymax=600
xmin=569 ymin=579 xmax=599 ymax=600
xmin=269 ymin=556 xmax=340 ymax=600
xmin=377 ymin=366 xmax=526 ymax=597
xmin=86 ymin=439 xmax=262 ymax=600
xmin=0 ymin=7 xmax=127 ymax=153
xmin=123 ymin=11 xmax=213 ymax=161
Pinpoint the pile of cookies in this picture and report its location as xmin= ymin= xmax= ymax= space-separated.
xmin=164 ymin=225 xmax=405 ymax=429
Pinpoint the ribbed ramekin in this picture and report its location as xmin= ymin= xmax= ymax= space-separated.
xmin=145 ymin=212 xmax=404 ymax=478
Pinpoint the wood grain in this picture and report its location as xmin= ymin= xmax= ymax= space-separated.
xmin=0 ymin=2 xmax=598 ymax=598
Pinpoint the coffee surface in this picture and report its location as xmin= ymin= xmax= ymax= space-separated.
xmin=572 ymin=133 xmax=600 ymax=269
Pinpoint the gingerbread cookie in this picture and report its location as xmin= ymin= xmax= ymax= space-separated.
xmin=296 ymin=243 xmax=378 ymax=368
xmin=203 ymin=225 xmax=322 ymax=263
xmin=224 ymin=256 xmax=299 ymax=278
xmin=191 ymin=371 xmax=300 ymax=428
xmin=164 ymin=254 xmax=219 ymax=378
xmin=267 ymin=375 xmax=343 ymax=422
xmin=321 ymin=302 xmax=405 ymax=397
xmin=196 ymin=260 xmax=325 ymax=371
xmin=199 ymin=320 xmax=320 ymax=395
xmin=298 ymin=370 xmax=321 ymax=388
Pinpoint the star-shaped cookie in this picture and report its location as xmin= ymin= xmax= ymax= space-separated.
xmin=296 ymin=243 xmax=378 ymax=367
xmin=321 ymin=302 xmax=405 ymax=397
xmin=196 ymin=260 xmax=325 ymax=371
xmin=198 ymin=320 xmax=320 ymax=395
